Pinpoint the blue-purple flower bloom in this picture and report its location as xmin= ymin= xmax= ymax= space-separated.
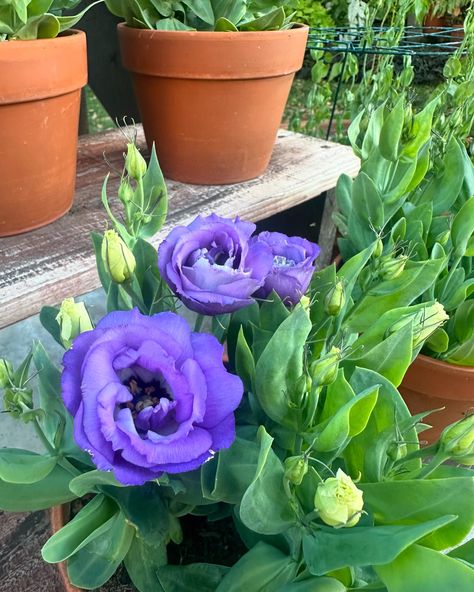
xmin=61 ymin=309 xmax=243 ymax=485
xmin=251 ymin=231 xmax=320 ymax=305
xmin=158 ymin=214 xmax=273 ymax=315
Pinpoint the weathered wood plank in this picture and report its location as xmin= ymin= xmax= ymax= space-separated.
xmin=0 ymin=127 xmax=359 ymax=328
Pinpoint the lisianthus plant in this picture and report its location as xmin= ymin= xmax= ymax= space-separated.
xmin=105 ymin=0 xmax=299 ymax=31
xmin=0 ymin=141 xmax=473 ymax=591
xmin=0 ymin=0 xmax=100 ymax=40
xmin=334 ymin=94 xmax=474 ymax=365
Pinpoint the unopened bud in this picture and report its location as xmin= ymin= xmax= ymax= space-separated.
xmin=118 ymin=179 xmax=135 ymax=206
xmin=379 ymin=255 xmax=408 ymax=280
xmin=310 ymin=347 xmax=341 ymax=387
xmin=101 ymin=230 xmax=136 ymax=284
xmin=439 ymin=414 xmax=474 ymax=464
xmin=435 ymin=230 xmax=450 ymax=247
xmin=56 ymin=298 xmax=93 ymax=349
xmin=3 ymin=386 xmax=34 ymax=420
xmin=373 ymin=238 xmax=383 ymax=258
xmin=325 ymin=281 xmax=345 ymax=316
xmin=387 ymin=302 xmax=449 ymax=348
xmin=125 ymin=143 xmax=147 ymax=181
xmin=0 ymin=359 xmax=13 ymax=389
xmin=387 ymin=440 xmax=408 ymax=462
xmin=284 ymin=456 xmax=308 ymax=485
xmin=314 ymin=469 xmax=364 ymax=528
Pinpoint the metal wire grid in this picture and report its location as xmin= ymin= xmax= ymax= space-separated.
xmin=307 ymin=25 xmax=465 ymax=57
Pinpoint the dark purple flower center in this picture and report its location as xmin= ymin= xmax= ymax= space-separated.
xmin=118 ymin=368 xmax=178 ymax=438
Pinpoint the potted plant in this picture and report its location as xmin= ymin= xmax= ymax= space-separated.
xmin=333 ymin=95 xmax=474 ymax=442
xmin=0 ymin=140 xmax=473 ymax=591
xmin=0 ymin=0 xmax=101 ymax=237
xmin=415 ymin=0 xmax=471 ymax=36
xmin=103 ymin=0 xmax=309 ymax=184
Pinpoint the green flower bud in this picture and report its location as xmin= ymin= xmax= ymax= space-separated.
xmin=3 ymin=386 xmax=34 ymax=420
xmin=0 ymin=359 xmax=13 ymax=389
xmin=314 ymin=469 xmax=364 ymax=528
xmin=435 ymin=230 xmax=450 ymax=247
xmin=56 ymin=298 xmax=93 ymax=349
xmin=284 ymin=455 xmax=308 ymax=485
xmin=125 ymin=143 xmax=147 ymax=181
xmin=101 ymin=230 xmax=136 ymax=284
xmin=387 ymin=440 xmax=408 ymax=462
xmin=324 ymin=282 xmax=345 ymax=316
xmin=439 ymin=414 xmax=474 ymax=464
xmin=310 ymin=347 xmax=341 ymax=387
xmin=373 ymin=238 xmax=384 ymax=258
xmin=379 ymin=254 xmax=408 ymax=280
xmin=300 ymin=295 xmax=311 ymax=312
xmin=118 ymin=179 xmax=135 ymax=206
xmin=387 ymin=302 xmax=449 ymax=349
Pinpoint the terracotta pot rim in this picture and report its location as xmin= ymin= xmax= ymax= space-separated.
xmin=117 ymin=21 xmax=309 ymax=38
xmin=414 ymin=353 xmax=474 ymax=375
xmin=0 ymin=29 xmax=87 ymax=105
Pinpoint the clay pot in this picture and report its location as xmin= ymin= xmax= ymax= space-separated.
xmin=0 ymin=30 xmax=87 ymax=237
xmin=118 ymin=24 xmax=309 ymax=184
xmin=399 ymin=354 xmax=474 ymax=444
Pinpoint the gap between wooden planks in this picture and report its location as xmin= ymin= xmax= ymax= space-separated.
xmin=0 ymin=127 xmax=359 ymax=329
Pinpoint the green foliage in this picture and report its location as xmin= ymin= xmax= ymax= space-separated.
xmin=291 ymin=0 xmax=333 ymax=27
xmin=105 ymin=0 xmax=297 ymax=31
xmin=0 ymin=0 xmax=101 ymax=40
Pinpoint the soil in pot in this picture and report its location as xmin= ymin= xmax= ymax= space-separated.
xmin=399 ymin=353 xmax=474 ymax=444
xmin=118 ymin=24 xmax=309 ymax=185
xmin=0 ymin=30 xmax=87 ymax=237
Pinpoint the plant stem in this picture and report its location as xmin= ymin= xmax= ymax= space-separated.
xmin=194 ymin=314 xmax=205 ymax=333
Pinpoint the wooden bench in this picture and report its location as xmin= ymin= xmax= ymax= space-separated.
xmin=0 ymin=127 xmax=359 ymax=329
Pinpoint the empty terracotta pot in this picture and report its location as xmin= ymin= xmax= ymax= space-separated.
xmin=0 ymin=30 xmax=87 ymax=236
xmin=399 ymin=354 xmax=474 ymax=444
xmin=118 ymin=24 xmax=309 ymax=184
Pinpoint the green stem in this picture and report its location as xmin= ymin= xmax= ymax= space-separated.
xmin=416 ymin=450 xmax=450 ymax=479
xmin=194 ymin=314 xmax=205 ymax=333
xmin=33 ymin=419 xmax=81 ymax=477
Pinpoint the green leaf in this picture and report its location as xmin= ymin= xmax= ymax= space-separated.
xmin=39 ymin=305 xmax=63 ymax=347
xmin=0 ymin=449 xmax=57 ymax=484
xmin=155 ymin=16 xmax=195 ymax=30
xmin=360 ymin=477 xmax=474 ymax=551
xmin=240 ymin=427 xmax=295 ymax=535
xmin=157 ymin=563 xmax=230 ymax=592
xmin=14 ymin=14 xmax=59 ymax=39
xmin=376 ymin=543 xmax=474 ymax=592
xmin=69 ymin=470 xmax=125 ymax=497
xmin=42 ymin=494 xmax=117 ymax=563
xmin=379 ymin=98 xmax=404 ymax=161
xmin=139 ymin=143 xmax=168 ymax=239
xmin=235 ymin=327 xmax=256 ymax=393
xmin=124 ymin=536 xmax=167 ymax=592
xmin=67 ymin=510 xmax=134 ymax=589
xmin=181 ymin=0 xmax=215 ymax=25
xmin=451 ymin=196 xmax=474 ymax=258
xmin=215 ymin=542 xmax=297 ymax=592
xmin=254 ymin=306 xmax=312 ymax=430
xmin=240 ymin=6 xmax=286 ymax=31
xmin=214 ymin=16 xmax=238 ymax=30
xmin=0 ymin=464 xmax=75 ymax=511
xmin=319 ymin=369 xmax=355 ymax=424
xmin=314 ymin=385 xmax=379 ymax=452
xmin=277 ymin=578 xmax=347 ymax=592
xmin=448 ymin=538 xmax=474 ymax=564
xmin=211 ymin=0 xmax=246 ymax=24
xmin=57 ymin=0 xmax=102 ymax=33
xmin=402 ymin=96 xmax=439 ymax=159
xmin=303 ymin=516 xmax=455 ymax=575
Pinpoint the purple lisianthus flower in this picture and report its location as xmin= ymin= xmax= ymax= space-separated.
xmin=158 ymin=214 xmax=273 ymax=315
xmin=250 ymin=231 xmax=320 ymax=305
xmin=61 ymin=309 xmax=243 ymax=486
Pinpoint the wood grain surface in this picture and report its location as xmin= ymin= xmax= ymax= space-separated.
xmin=0 ymin=127 xmax=359 ymax=329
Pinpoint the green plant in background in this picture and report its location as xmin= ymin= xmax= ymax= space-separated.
xmin=291 ymin=0 xmax=334 ymax=27
xmin=334 ymin=95 xmax=474 ymax=365
xmin=0 ymin=0 xmax=100 ymax=40
xmin=105 ymin=0 xmax=298 ymax=31
xmin=414 ymin=0 xmax=471 ymax=21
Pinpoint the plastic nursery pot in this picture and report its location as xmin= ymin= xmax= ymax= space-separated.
xmin=399 ymin=354 xmax=474 ymax=444
xmin=0 ymin=30 xmax=87 ymax=236
xmin=118 ymin=23 xmax=309 ymax=185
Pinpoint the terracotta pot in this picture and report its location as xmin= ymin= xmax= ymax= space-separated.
xmin=399 ymin=354 xmax=474 ymax=444
xmin=0 ymin=30 xmax=87 ymax=236
xmin=118 ymin=23 xmax=309 ymax=184
xmin=50 ymin=505 xmax=83 ymax=592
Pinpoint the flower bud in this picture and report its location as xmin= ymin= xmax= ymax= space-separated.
xmin=101 ymin=230 xmax=136 ymax=284
xmin=314 ymin=469 xmax=364 ymax=528
xmin=300 ymin=295 xmax=311 ymax=312
xmin=379 ymin=255 xmax=408 ymax=280
xmin=284 ymin=455 xmax=308 ymax=485
xmin=324 ymin=281 xmax=345 ymax=316
xmin=435 ymin=230 xmax=450 ymax=247
xmin=118 ymin=179 xmax=135 ymax=206
xmin=439 ymin=414 xmax=474 ymax=464
xmin=373 ymin=238 xmax=384 ymax=258
xmin=3 ymin=386 xmax=34 ymax=420
xmin=125 ymin=143 xmax=147 ymax=181
xmin=310 ymin=347 xmax=341 ymax=387
xmin=0 ymin=359 xmax=13 ymax=389
xmin=56 ymin=298 xmax=93 ymax=349
xmin=387 ymin=440 xmax=408 ymax=462
xmin=387 ymin=302 xmax=449 ymax=348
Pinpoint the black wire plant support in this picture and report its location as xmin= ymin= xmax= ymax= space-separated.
xmin=306 ymin=26 xmax=467 ymax=140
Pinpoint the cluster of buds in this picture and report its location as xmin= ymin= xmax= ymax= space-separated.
xmin=438 ymin=414 xmax=474 ymax=465
xmin=0 ymin=357 xmax=36 ymax=422
xmin=101 ymin=230 xmax=136 ymax=284
xmin=56 ymin=298 xmax=93 ymax=349
xmin=387 ymin=302 xmax=449 ymax=349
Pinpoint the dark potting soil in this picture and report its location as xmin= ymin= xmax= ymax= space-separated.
xmin=167 ymin=515 xmax=247 ymax=567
